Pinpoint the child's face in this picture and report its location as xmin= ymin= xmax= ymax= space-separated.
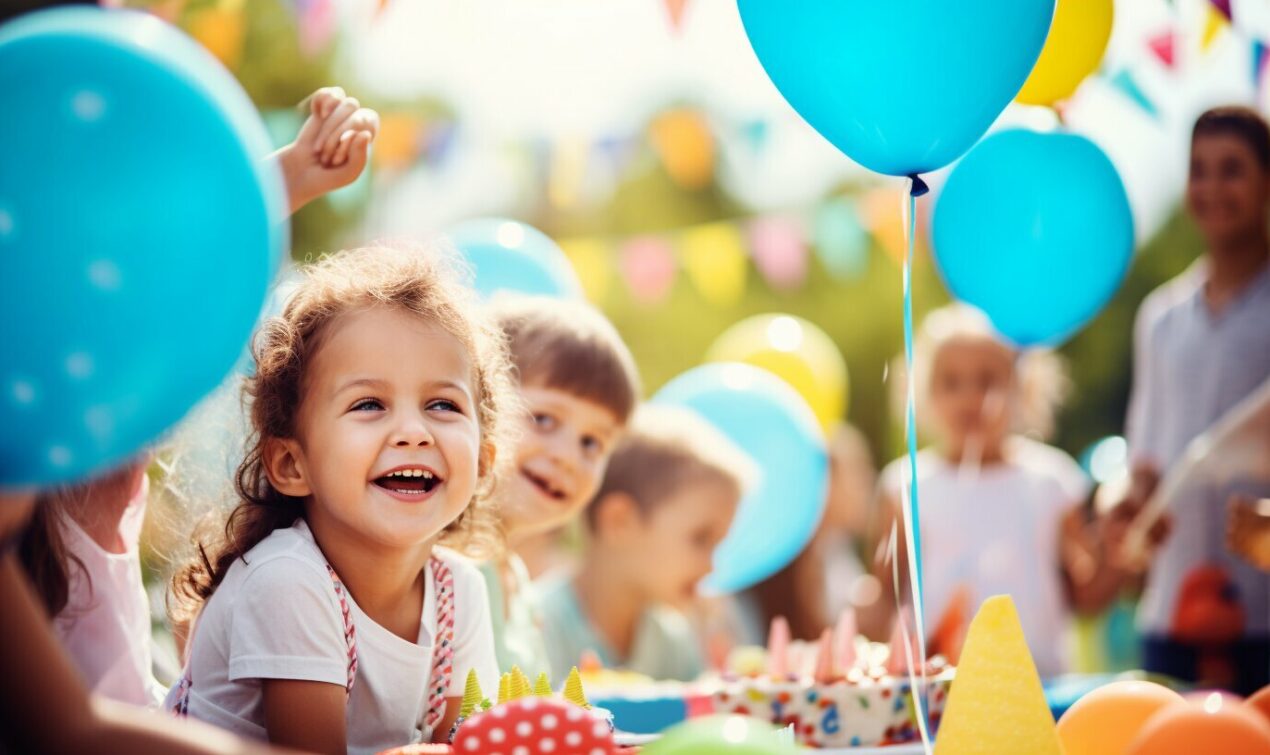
xmin=1187 ymin=133 xmax=1270 ymax=245
xmin=627 ymin=480 xmax=738 ymax=609
xmin=274 ymin=307 xmax=481 ymax=551
xmin=502 ymin=384 xmax=621 ymax=539
xmin=928 ymin=336 xmax=1014 ymax=454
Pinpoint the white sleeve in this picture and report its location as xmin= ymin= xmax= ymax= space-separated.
xmin=1125 ymin=294 xmax=1162 ymax=467
xmin=227 ymin=556 xmax=349 ymax=686
xmin=446 ymin=555 xmax=500 ymax=697
xmin=1049 ymin=446 xmax=1092 ymax=506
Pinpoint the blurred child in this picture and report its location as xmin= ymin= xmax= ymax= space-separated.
xmin=14 ymin=86 xmax=376 ymax=708
xmin=3 ymin=491 xmax=281 ymax=755
xmin=18 ymin=460 xmax=163 ymax=706
xmin=538 ymin=405 xmax=752 ymax=682
xmin=480 ymin=296 xmax=640 ymax=677
xmin=167 ymin=245 xmax=515 ymax=754
xmin=1119 ymin=107 xmax=1270 ymax=693
xmin=868 ymin=304 xmax=1130 ymax=678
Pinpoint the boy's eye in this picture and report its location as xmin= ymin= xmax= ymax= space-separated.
xmin=428 ymin=399 xmax=461 ymax=413
xmin=581 ymin=435 xmax=603 ymax=454
xmin=533 ymin=413 xmax=557 ymax=431
xmin=351 ymin=398 xmax=384 ymax=412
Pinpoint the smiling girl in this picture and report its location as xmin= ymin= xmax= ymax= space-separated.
xmin=166 ymin=246 xmax=515 ymax=755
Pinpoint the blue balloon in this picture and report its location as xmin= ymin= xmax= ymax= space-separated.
xmin=736 ymin=0 xmax=1055 ymax=177
xmin=447 ymin=218 xmax=582 ymax=299
xmin=932 ymin=129 xmax=1133 ymax=346
xmin=653 ymin=363 xmax=828 ymax=593
xmin=0 ymin=8 xmax=286 ymax=487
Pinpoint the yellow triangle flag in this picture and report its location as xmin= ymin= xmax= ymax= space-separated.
xmin=559 ymin=237 xmax=612 ymax=303
xmin=679 ymin=221 xmax=747 ymax=307
xmin=934 ymin=596 xmax=1061 ymax=755
xmin=1202 ymin=5 xmax=1228 ymax=53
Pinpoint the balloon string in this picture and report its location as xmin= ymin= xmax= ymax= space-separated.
xmin=901 ymin=178 xmax=931 ymax=752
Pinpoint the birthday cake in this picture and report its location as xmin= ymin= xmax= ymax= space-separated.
xmin=710 ymin=615 xmax=956 ymax=748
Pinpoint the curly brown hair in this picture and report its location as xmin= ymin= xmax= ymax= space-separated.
xmin=170 ymin=244 xmax=516 ymax=623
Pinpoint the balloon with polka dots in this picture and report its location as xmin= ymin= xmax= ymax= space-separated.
xmin=0 ymin=7 xmax=285 ymax=487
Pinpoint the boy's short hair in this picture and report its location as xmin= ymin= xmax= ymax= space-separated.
xmin=488 ymin=295 xmax=641 ymax=424
xmin=585 ymin=405 xmax=756 ymax=530
xmin=1193 ymin=106 xmax=1270 ymax=168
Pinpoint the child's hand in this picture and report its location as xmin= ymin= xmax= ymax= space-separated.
xmin=1228 ymin=495 xmax=1270 ymax=571
xmin=276 ymin=87 xmax=379 ymax=214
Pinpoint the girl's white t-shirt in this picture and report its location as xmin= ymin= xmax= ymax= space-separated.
xmin=54 ymin=476 xmax=164 ymax=707
xmin=880 ymin=437 xmax=1089 ymax=678
xmin=181 ymin=520 xmax=498 ymax=755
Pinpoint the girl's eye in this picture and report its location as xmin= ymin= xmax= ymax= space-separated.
xmin=428 ymin=399 xmax=461 ymax=413
xmin=351 ymin=398 xmax=384 ymax=412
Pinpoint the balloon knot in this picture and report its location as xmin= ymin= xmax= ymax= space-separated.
xmin=908 ymin=175 xmax=929 ymax=198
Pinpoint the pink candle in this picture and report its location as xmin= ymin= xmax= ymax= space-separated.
xmin=834 ymin=608 xmax=858 ymax=672
xmin=767 ymin=615 xmax=791 ymax=678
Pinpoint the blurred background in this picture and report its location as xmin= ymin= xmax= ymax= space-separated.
xmin=32 ymin=0 xmax=1260 ymax=674
xmin=105 ymin=0 xmax=1264 ymax=468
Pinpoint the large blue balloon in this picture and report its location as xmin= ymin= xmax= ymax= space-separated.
xmin=447 ymin=218 xmax=582 ymax=299
xmin=736 ymin=1 xmax=1056 ymax=177
xmin=0 ymin=9 xmax=285 ymax=487
xmin=932 ymin=129 xmax=1133 ymax=346
xmin=653 ymin=363 xmax=828 ymax=593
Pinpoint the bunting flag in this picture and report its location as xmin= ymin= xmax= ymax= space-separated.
xmin=559 ymin=238 xmax=613 ymax=303
xmin=739 ymin=119 xmax=770 ymax=154
xmin=296 ymin=0 xmax=337 ymax=57
xmin=548 ymin=138 xmax=591 ymax=209
xmin=747 ymin=215 xmax=808 ymax=290
xmin=1108 ymin=68 xmax=1160 ymax=119
xmin=187 ymin=3 xmax=245 ymax=68
xmin=620 ymin=236 xmax=677 ymax=304
xmin=1209 ymin=0 xmax=1232 ymax=21
xmin=662 ymin=0 xmax=690 ymax=32
xmin=648 ymin=109 xmax=716 ymax=190
xmin=372 ymin=112 xmax=426 ymax=171
xmin=1148 ymin=29 xmax=1176 ymax=69
xmin=1255 ymin=40 xmax=1270 ymax=90
xmin=679 ymin=221 xmax=747 ymax=306
xmin=814 ymin=197 xmax=869 ymax=281
xmin=860 ymin=187 xmax=928 ymax=265
xmin=1202 ymin=4 xmax=1229 ymax=53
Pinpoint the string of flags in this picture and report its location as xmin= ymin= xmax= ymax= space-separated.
xmin=557 ymin=190 xmax=928 ymax=307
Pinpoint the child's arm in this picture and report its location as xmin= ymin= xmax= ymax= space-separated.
xmin=1059 ymin=505 xmax=1130 ymax=616
xmin=1228 ymin=495 xmax=1270 ymax=571
xmin=275 ymin=87 xmax=379 ymax=214
xmin=430 ymin=696 xmax=463 ymax=744
xmin=261 ymin=679 xmax=347 ymax=755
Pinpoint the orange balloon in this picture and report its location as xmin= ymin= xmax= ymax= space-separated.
xmin=1249 ymin=685 xmax=1270 ymax=725
xmin=1056 ymin=681 xmax=1184 ymax=755
xmin=1126 ymin=693 xmax=1270 ymax=755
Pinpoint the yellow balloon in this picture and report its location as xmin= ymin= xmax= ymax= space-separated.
xmin=1016 ymin=0 xmax=1113 ymax=107
xmin=705 ymin=314 xmax=848 ymax=434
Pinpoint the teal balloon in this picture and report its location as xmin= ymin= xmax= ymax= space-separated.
xmin=0 ymin=8 xmax=285 ymax=487
xmin=736 ymin=0 xmax=1055 ymax=177
xmin=932 ymin=129 xmax=1133 ymax=347
xmin=653 ymin=364 xmax=828 ymax=593
xmin=447 ymin=218 xmax=582 ymax=299
xmin=644 ymin=716 xmax=800 ymax=755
